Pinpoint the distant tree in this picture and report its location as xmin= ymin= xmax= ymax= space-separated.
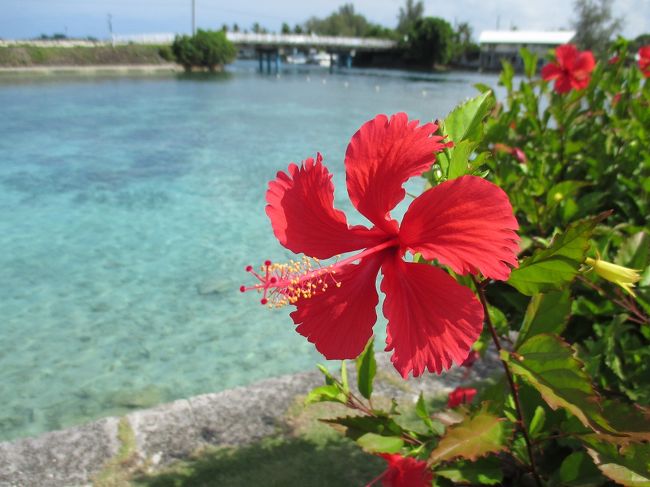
xmin=365 ymin=24 xmax=397 ymax=40
xmin=221 ymin=24 xmax=228 ymax=32
xmin=404 ymin=17 xmax=454 ymax=68
xmin=305 ymin=4 xmax=366 ymax=37
xmin=571 ymin=0 xmax=623 ymax=56
xmin=172 ymin=29 xmax=237 ymax=71
xmin=252 ymin=22 xmax=262 ymax=34
xmin=397 ymin=0 xmax=424 ymax=37
xmin=281 ymin=23 xmax=291 ymax=34
xmin=455 ymin=22 xmax=473 ymax=45
xmin=232 ymin=23 xmax=240 ymax=33
xmin=293 ymin=24 xmax=304 ymax=34
xmin=305 ymin=3 xmax=393 ymax=38
xmin=631 ymin=33 xmax=650 ymax=51
xmin=39 ymin=33 xmax=68 ymax=40
xmin=451 ymin=21 xmax=479 ymax=63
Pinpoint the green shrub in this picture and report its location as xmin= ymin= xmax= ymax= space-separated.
xmin=172 ymin=29 xmax=236 ymax=71
xmin=403 ymin=16 xmax=454 ymax=67
xmin=157 ymin=45 xmax=175 ymax=62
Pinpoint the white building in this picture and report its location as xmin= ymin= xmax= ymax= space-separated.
xmin=478 ymin=30 xmax=576 ymax=71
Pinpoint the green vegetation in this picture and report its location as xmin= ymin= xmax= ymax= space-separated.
xmin=0 ymin=44 xmax=173 ymax=67
xmin=397 ymin=0 xmax=425 ymax=38
xmin=304 ymin=3 xmax=395 ymax=39
xmin=132 ymin=436 xmax=383 ymax=487
xmin=171 ymin=29 xmax=237 ymax=72
xmin=93 ymin=418 xmax=139 ymax=487
xmin=303 ymin=41 xmax=650 ymax=485
xmin=403 ymin=17 xmax=455 ymax=68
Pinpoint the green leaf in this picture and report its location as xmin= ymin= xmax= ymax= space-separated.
xmin=558 ymin=451 xmax=603 ymax=486
xmin=340 ymin=360 xmax=349 ymax=396
xmin=316 ymin=364 xmax=336 ymax=386
xmin=355 ymin=338 xmax=376 ymax=400
xmin=516 ymin=290 xmax=572 ymax=348
xmin=447 ymin=139 xmax=475 ymax=179
xmin=585 ymin=439 xmax=650 ymax=487
xmin=415 ymin=393 xmax=444 ymax=435
xmin=436 ymin=457 xmax=503 ymax=485
xmin=356 ymin=433 xmax=404 ymax=454
xmin=304 ymin=385 xmax=346 ymax=405
xmin=429 ymin=407 xmax=510 ymax=465
xmin=528 ymin=406 xmax=546 ymax=438
xmin=546 ymin=181 xmax=590 ymax=208
xmin=507 ymin=213 xmax=609 ymax=296
xmin=502 ymin=334 xmax=613 ymax=434
xmin=499 ymin=59 xmax=514 ymax=91
xmin=600 ymin=400 xmax=650 ymax=442
xmin=616 ymin=231 xmax=649 ymax=270
xmin=441 ymin=90 xmax=494 ymax=146
xmin=519 ymin=47 xmax=538 ymax=78
xmin=322 ymin=415 xmax=405 ymax=440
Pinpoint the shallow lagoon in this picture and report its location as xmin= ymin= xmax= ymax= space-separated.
xmin=0 ymin=61 xmax=498 ymax=441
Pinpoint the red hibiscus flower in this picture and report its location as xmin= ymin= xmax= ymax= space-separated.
xmin=541 ymin=44 xmax=595 ymax=94
xmin=242 ymin=113 xmax=519 ymax=378
xmin=639 ymin=46 xmax=650 ymax=78
xmin=447 ymin=386 xmax=477 ymax=408
xmin=367 ymin=454 xmax=432 ymax=487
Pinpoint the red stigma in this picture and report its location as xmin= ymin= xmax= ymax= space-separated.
xmin=239 ymin=285 xmax=246 ymax=293
xmin=260 ymin=298 xmax=268 ymax=305
xmin=245 ymin=265 xmax=253 ymax=272
xmin=264 ymin=260 xmax=272 ymax=266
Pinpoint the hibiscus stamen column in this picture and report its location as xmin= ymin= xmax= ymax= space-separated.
xmin=241 ymin=237 xmax=399 ymax=307
xmin=472 ymin=276 xmax=543 ymax=487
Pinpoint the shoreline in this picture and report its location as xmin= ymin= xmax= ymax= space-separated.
xmin=0 ymin=352 xmax=499 ymax=486
xmin=0 ymin=64 xmax=183 ymax=75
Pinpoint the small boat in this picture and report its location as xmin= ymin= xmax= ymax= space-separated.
xmin=308 ymin=51 xmax=337 ymax=67
xmin=285 ymin=53 xmax=307 ymax=64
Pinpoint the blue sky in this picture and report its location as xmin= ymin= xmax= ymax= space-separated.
xmin=1 ymin=0 xmax=648 ymax=40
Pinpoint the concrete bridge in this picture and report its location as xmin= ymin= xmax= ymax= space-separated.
xmin=225 ymin=32 xmax=396 ymax=51
xmin=225 ymin=32 xmax=397 ymax=72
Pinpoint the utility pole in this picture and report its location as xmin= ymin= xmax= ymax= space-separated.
xmin=192 ymin=0 xmax=196 ymax=35
xmin=107 ymin=13 xmax=114 ymax=45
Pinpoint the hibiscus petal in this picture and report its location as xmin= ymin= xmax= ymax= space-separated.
xmin=380 ymin=454 xmax=433 ymax=487
xmin=573 ymin=50 xmax=595 ymax=75
xmin=290 ymin=252 xmax=384 ymax=360
xmin=266 ymin=154 xmax=385 ymax=259
xmin=344 ymin=113 xmax=449 ymax=234
xmin=571 ymin=51 xmax=595 ymax=89
xmin=400 ymin=175 xmax=520 ymax=281
xmin=541 ymin=63 xmax=562 ymax=81
xmin=381 ymin=255 xmax=484 ymax=378
xmin=555 ymin=75 xmax=573 ymax=94
xmin=556 ymin=43 xmax=578 ymax=70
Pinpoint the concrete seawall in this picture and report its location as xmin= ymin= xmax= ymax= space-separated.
xmin=0 ymin=353 xmax=499 ymax=486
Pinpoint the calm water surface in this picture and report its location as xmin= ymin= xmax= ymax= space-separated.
xmin=0 ymin=61 xmax=499 ymax=441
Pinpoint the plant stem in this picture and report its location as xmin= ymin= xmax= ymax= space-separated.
xmin=578 ymin=275 xmax=649 ymax=325
xmin=472 ymin=276 xmax=544 ymax=487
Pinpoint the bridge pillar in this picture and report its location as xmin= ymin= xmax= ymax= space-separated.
xmin=258 ymin=51 xmax=263 ymax=72
xmin=266 ymin=52 xmax=271 ymax=74
xmin=274 ymin=51 xmax=280 ymax=73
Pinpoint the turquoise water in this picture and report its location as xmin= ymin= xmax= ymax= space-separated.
xmin=0 ymin=62 xmax=497 ymax=441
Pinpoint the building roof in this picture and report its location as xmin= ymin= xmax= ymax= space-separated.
xmin=479 ymin=30 xmax=576 ymax=45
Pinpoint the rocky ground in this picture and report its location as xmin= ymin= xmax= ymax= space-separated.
xmin=0 ymin=352 xmax=500 ymax=486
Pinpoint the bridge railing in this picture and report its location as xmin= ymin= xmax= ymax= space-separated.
xmin=226 ymin=32 xmax=397 ymax=51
